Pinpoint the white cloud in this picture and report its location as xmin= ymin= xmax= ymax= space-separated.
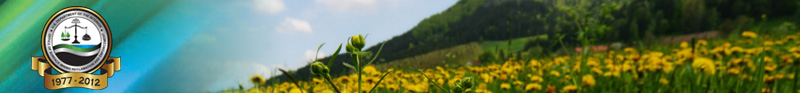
xmin=315 ymin=0 xmax=378 ymax=12
xmin=207 ymin=61 xmax=274 ymax=90
xmin=254 ymin=0 xmax=286 ymax=14
xmin=302 ymin=50 xmax=326 ymax=62
xmin=276 ymin=17 xmax=313 ymax=33
xmin=249 ymin=62 xmax=272 ymax=76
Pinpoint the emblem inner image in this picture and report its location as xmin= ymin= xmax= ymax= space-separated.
xmin=43 ymin=9 xmax=110 ymax=73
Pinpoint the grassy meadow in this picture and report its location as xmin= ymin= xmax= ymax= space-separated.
xmin=220 ymin=30 xmax=800 ymax=93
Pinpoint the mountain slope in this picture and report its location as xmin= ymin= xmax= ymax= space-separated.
xmin=268 ymin=0 xmax=800 ymax=82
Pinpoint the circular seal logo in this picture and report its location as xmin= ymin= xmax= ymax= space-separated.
xmin=41 ymin=7 xmax=111 ymax=73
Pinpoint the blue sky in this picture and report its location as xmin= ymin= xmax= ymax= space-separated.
xmin=255 ymin=0 xmax=459 ymax=66
xmin=202 ymin=0 xmax=459 ymax=90
xmin=241 ymin=1 xmax=459 ymax=74
xmin=168 ymin=0 xmax=460 ymax=91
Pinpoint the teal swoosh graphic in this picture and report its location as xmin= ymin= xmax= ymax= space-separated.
xmin=53 ymin=44 xmax=100 ymax=52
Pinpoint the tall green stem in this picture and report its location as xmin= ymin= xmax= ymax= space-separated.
xmin=369 ymin=70 xmax=394 ymax=93
xmin=795 ymin=65 xmax=799 ymax=91
xmin=279 ymin=68 xmax=305 ymax=93
xmin=357 ymin=55 xmax=362 ymax=93
xmin=417 ymin=69 xmax=449 ymax=93
xmin=323 ymin=75 xmax=342 ymax=93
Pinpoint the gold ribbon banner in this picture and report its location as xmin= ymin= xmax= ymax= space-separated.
xmin=31 ymin=57 xmax=121 ymax=90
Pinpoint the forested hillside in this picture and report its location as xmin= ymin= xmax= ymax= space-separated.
xmin=268 ymin=0 xmax=800 ymax=82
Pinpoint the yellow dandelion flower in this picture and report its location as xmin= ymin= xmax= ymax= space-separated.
xmin=582 ymin=75 xmax=595 ymax=86
xmin=320 ymin=90 xmax=335 ymax=93
xmin=776 ymin=40 xmax=787 ymax=45
xmin=530 ymin=75 xmax=544 ymax=83
xmin=363 ymin=65 xmax=379 ymax=75
xmin=792 ymin=47 xmax=800 ymax=58
xmin=337 ymin=77 xmax=351 ymax=84
xmin=386 ymin=85 xmax=399 ymax=91
xmin=360 ymin=84 xmax=373 ymax=92
xmin=624 ymin=47 xmax=636 ymax=53
xmin=602 ymin=72 xmax=613 ymax=77
xmin=499 ymin=74 xmax=509 ymax=80
xmin=365 ymin=77 xmax=378 ymax=84
xmin=649 ymin=51 xmax=664 ymax=57
xmin=728 ymin=67 xmax=741 ymax=75
xmin=764 ymin=40 xmax=775 ymax=46
xmin=680 ymin=41 xmax=690 ymax=48
xmin=659 ymin=78 xmax=669 ymax=85
xmin=404 ymin=84 xmax=428 ymax=92
xmin=765 ymin=63 xmax=777 ymax=73
xmin=500 ymin=83 xmax=511 ymax=90
xmin=591 ymin=68 xmax=604 ymax=75
xmin=562 ymin=85 xmax=578 ymax=92
xmin=764 ymin=56 xmax=774 ymax=63
xmin=448 ymin=78 xmax=460 ymax=87
xmin=730 ymin=47 xmax=744 ymax=55
xmin=776 ymin=73 xmax=786 ymax=80
xmin=530 ymin=59 xmax=542 ymax=67
xmin=587 ymin=59 xmax=600 ymax=67
xmin=730 ymin=58 xmax=746 ymax=65
xmin=764 ymin=75 xmax=775 ymax=84
xmin=250 ymin=75 xmax=265 ymax=86
xmin=692 ymin=57 xmax=716 ymax=75
xmin=474 ymin=88 xmax=493 ymax=93
xmin=513 ymin=80 xmax=524 ymax=86
xmin=742 ymin=31 xmax=758 ymax=38
xmin=289 ymin=88 xmax=303 ymax=93
xmin=782 ymin=55 xmax=795 ymax=64
xmin=582 ymin=75 xmax=596 ymax=86
xmin=696 ymin=39 xmax=708 ymax=46
xmin=662 ymin=62 xmax=675 ymax=73
xmin=481 ymin=73 xmax=493 ymax=83
xmin=621 ymin=64 xmax=634 ymax=72
xmin=314 ymin=78 xmax=327 ymax=85
xmin=550 ymin=71 xmax=561 ymax=77
xmin=525 ymin=83 xmax=542 ymax=91
xmin=723 ymin=42 xmax=732 ymax=48
xmin=710 ymin=47 xmax=724 ymax=57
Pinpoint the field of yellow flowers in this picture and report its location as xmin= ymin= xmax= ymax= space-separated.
xmin=226 ymin=31 xmax=800 ymax=93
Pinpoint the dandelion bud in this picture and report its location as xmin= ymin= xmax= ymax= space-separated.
xmin=460 ymin=77 xmax=474 ymax=89
xmin=346 ymin=43 xmax=359 ymax=52
xmin=350 ymin=34 xmax=365 ymax=49
xmin=310 ymin=62 xmax=329 ymax=75
xmin=453 ymin=79 xmax=461 ymax=85
xmin=452 ymin=86 xmax=464 ymax=93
